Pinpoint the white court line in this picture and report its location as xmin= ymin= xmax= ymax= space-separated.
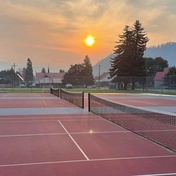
xmin=0 ymin=120 xmax=58 ymax=123
xmin=58 ymin=120 xmax=89 ymax=161
xmin=0 ymin=118 xmax=100 ymax=123
xmin=134 ymin=173 xmax=176 ymax=176
xmin=0 ymin=130 xmax=130 ymax=138
xmin=0 ymin=154 xmax=176 ymax=168
xmin=71 ymin=130 xmax=130 ymax=135
xmin=0 ymin=133 xmax=67 ymax=138
xmin=0 ymin=159 xmax=86 ymax=168
xmin=42 ymin=100 xmax=47 ymax=106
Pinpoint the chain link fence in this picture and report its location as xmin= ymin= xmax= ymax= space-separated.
xmin=0 ymin=74 xmax=176 ymax=93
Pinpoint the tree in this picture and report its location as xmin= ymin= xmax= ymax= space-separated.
xmin=109 ymin=20 xmax=149 ymax=90
xmin=62 ymin=55 xmax=94 ymax=86
xmin=81 ymin=55 xmax=94 ymax=86
xmin=62 ymin=64 xmax=84 ymax=86
xmin=0 ymin=69 xmax=14 ymax=85
xmin=164 ymin=66 xmax=176 ymax=88
xmin=154 ymin=57 xmax=168 ymax=71
xmin=41 ymin=68 xmax=46 ymax=73
xmin=145 ymin=57 xmax=168 ymax=76
xmin=25 ymin=58 xmax=34 ymax=87
xmin=59 ymin=69 xmax=65 ymax=73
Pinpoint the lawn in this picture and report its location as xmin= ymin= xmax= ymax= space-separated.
xmin=0 ymin=87 xmax=176 ymax=95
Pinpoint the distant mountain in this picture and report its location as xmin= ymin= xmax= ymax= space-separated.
xmin=93 ymin=54 xmax=115 ymax=77
xmin=144 ymin=42 xmax=176 ymax=66
xmin=0 ymin=61 xmax=12 ymax=71
xmin=93 ymin=42 xmax=176 ymax=77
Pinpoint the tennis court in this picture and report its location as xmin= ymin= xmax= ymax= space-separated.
xmin=0 ymin=92 xmax=176 ymax=176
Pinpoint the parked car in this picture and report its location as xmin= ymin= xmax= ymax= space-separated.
xmin=20 ymin=84 xmax=26 ymax=88
xmin=65 ymin=84 xmax=73 ymax=89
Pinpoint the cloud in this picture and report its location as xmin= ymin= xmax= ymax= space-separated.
xmin=0 ymin=0 xmax=176 ymax=71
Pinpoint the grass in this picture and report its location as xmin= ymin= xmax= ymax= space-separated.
xmin=1 ymin=87 xmax=176 ymax=95
xmin=0 ymin=88 xmax=50 ymax=93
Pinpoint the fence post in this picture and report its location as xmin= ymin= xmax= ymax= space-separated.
xmin=82 ymin=92 xmax=84 ymax=109
xmin=88 ymin=93 xmax=90 ymax=111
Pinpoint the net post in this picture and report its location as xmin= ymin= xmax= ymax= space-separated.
xmin=82 ymin=92 xmax=84 ymax=109
xmin=88 ymin=93 xmax=90 ymax=111
xmin=58 ymin=88 xmax=60 ymax=97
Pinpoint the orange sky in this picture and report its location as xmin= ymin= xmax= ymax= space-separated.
xmin=0 ymin=0 xmax=176 ymax=72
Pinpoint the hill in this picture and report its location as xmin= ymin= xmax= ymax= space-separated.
xmin=93 ymin=42 xmax=176 ymax=76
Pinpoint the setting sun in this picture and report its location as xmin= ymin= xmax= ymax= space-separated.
xmin=84 ymin=35 xmax=95 ymax=47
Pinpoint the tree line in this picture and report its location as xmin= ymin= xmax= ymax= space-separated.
xmin=0 ymin=58 xmax=33 ymax=87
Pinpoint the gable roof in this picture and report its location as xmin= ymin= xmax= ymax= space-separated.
xmin=35 ymin=72 xmax=64 ymax=84
xmin=35 ymin=72 xmax=64 ymax=80
xmin=95 ymin=72 xmax=111 ymax=82
xmin=154 ymin=67 xmax=170 ymax=81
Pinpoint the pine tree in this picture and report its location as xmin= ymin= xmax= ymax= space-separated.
xmin=25 ymin=58 xmax=33 ymax=87
xmin=130 ymin=20 xmax=149 ymax=77
xmin=81 ymin=55 xmax=94 ymax=86
xmin=109 ymin=20 xmax=149 ymax=90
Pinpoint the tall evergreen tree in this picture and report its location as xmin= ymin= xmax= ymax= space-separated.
xmin=109 ymin=20 xmax=149 ymax=89
xmin=81 ymin=55 xmax=94 ymax=86
xmin=130 ymin=20 xmax=149 ymax=77
xmin=25 ymin=58 xmax=33 ymax=86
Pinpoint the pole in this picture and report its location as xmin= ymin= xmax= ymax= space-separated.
xmin=11 ymin=63 xmax=18 ymax=91
xmin=99 ymin=65 xmax=101 ymax=91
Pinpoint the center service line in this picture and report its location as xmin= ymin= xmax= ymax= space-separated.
xmin=58 ymin=120 xmax=89 ymax=161
xmin=42 ymin=100 xmax=47 ymax=106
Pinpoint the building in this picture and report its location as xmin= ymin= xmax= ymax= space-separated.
xmin=95 ymin=72 xmax=112 ymax=87
xmin=153 ymin=67 xmax=170 ymax=88
xmin=35 ymin=72 xmax=64 ymax=88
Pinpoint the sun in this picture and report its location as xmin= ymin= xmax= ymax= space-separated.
xmin=84 ymin=35 xmax=95 ymax=47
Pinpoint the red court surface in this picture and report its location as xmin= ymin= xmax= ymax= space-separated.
xmin=0 ymin=93 xmax=176 ymax=176
xmin=94 ymin=93 xmax=176 ymax=113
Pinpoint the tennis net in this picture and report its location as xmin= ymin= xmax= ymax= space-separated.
xmin=88 ymin=93 xmax=176 ymax=152
xmin=50 ymin=87 xmax=60 ymax=97
xmin=60 ymin=89 xmax=84 ymax=108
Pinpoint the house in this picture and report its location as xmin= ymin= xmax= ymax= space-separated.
xmin=153 ymin=67 xmax=170 ymax=88
xmin=95 ymin=72 xmax=112 ymax=87
xmin=35 ymin=72 xmax=64 ymax=88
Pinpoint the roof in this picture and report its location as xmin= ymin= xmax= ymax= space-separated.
xmin=35 ymin=72 xmax=64 ymax=80
xmin=35 ymin=72 xmax=64 ymax=84
xmin=95 ymin=72 xmax=112 ymax=82
xmin=154 ymin=67 xmax=170 ymax=81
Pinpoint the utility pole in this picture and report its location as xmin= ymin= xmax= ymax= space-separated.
xmin=99 ymin=65 xmax=101 ymax=91
xmin=11 ymin=63 xmax=18 ymax=90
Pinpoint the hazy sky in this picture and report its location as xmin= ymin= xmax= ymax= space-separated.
xmin=0 ymin=0 xmax=176 ymax=72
